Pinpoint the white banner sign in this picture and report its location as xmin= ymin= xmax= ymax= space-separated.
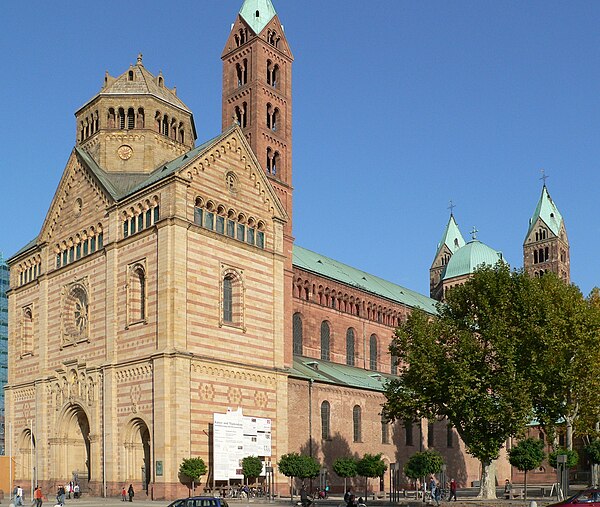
xmin=213 ymin=408 xmax=272 ymax=481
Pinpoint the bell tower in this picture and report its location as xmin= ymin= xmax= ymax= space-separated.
xmin=523 ymin=183 xmax=570 ymax=282
xmin=223 ymin=0 xmax=295 ymax=366
xmin=222 ymin=0 xmax=294 ymax=229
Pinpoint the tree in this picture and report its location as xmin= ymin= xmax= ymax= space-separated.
xmin=586 ymin=439 xmax=600 ymax=487
xmin=179 ymin=457 xmax=207 ymax=494
xmin=241 ymin=456 xmax=263 ymax=486
xmin=507 ymin=438 xmax=545 ymax=498
xmin=383 ymin=265 xmax=535 ymax=499
xmin=521 ymin=275 xmax=600 ymax=451
xmin=356 ymin=453 xmax=387 ymax=499
xmin=403 ymin=450 xmax=444 ymax=487
xmin=278 ymin=453 xmax=320 ymax=500
xmin=333 ymin=457 xmax=357 ymax=496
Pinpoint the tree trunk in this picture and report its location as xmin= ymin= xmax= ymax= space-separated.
xmin=566 ymin=419 xmax=573 ymax=451
xmin=477 ymin=460 xmax=497 ymax=499
xmin=524 ymin=470 xmax=528 ymax=499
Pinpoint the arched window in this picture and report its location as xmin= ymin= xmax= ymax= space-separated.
xmin=381 ymin=415 xmax=390 ymax=444
xmin=222 ymin=271 xmax=242 ymax=327
xmin=405 ymin=420 xmax=414 ymax=446
xmin=178 ymin=122 xmax=185 ymax=143
xmin=108 ymin=108 xmax=116 ymax=128
xmin=223 ymin=276 xmax=233 ymax=323
xmin=118 ymin=108 xmax=125 ymax=129
xmin=293 ymin=313 xmax=303 ymax=355
xmin=128 ymin=70 xmax=134 ymax=81
xmin=137 ymin=108 xmax=145 ymax=129
xmin=272 ymin=108 xmax=279 ymax=131
xmin=127 ymin=108 xmax=135 ymax=129
xmin=369 ymin=334 xmax=378 ymax=370
xmin=353 ymin=405 xmax=362 ymax=442
xmin=129 ymin=265 xmax=146 ymax=323
xmin=266 ymin=103 xmax=272 ymax=129
xmin=346 ymin=328 xmax=355 ymax=366
xmin=428 ymin=421 xmax=435 ymax=447
xmin=321 ymin=401 xmax=330 ymax=440
xmin=272 ymin=151 xmax=279 ymax=176
xmin=320 ymin=321 xmax=330 ymax=361
xmin=162 ymin=115 xmax=169 ymax=136
xmin=22 ymin=307 xmax=33 ymax=355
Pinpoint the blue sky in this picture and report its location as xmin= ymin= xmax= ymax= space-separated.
xmin=1 ymin=1 xmax=599 ymax=297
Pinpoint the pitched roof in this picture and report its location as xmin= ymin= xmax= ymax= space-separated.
xmin=78 ymin=56 xmax=191 ymax=114
xmin=435 ymin=214 xmax=465 ymax=258
xmin=293 ymin=245 xmax=437 ymax=314
xmin=526 ymin=185 xmax=564 ymax=239
xmin=239 ymin=0 xmax=277 ymax=35
xmin=289 ymin=356 xmax=394 ymax=392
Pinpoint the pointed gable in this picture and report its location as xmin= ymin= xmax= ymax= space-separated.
xmin=239 ymin=0 xmax=277 ymax=35
xmin=435 ymin=214 xmax=465 ymax=259
xmin=525 ymin=185 xmax=564 ymax=240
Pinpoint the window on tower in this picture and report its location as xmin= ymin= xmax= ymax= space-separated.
xmin=118 ymin=108 xmax=125 ymax=129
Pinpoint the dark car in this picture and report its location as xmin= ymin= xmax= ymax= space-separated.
xmin=168 ymin=497 xmax=230 ymax=507
xmin=548 ymin=489 xmax=600 ymax=507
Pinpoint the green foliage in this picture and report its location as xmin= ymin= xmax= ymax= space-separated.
xmin=383 ymin=264 xmax=534 ymax=468
xmin=332 ymin=457 xmax=358 ymax=479
xmin=241 ymin=456 xmax=263 ymax=481
xmin=179 ymin=457 xmax=207 ymax=488
xmin=356 ymin=453 xmax=387 ymax=479
xmin=278 ymin=453 xmax=320 ymax=480
xmin=508 ymin=438 xmax=545 ymax=472
xmin=403 ymin=450 xmax=444 ymax=481
xmin=586 ymin=440 xmax=600 ymax=465
xmin=521 ymin=274 xmax=600 ymax=448
xmin=549 ymin=448 xmax=579 ymax=469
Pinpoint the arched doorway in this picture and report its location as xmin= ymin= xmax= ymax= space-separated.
xmin=55 ymin=404 xmax=91 ymax=488
xmin=17 ymin=429 xmax=35 ymax=485
xmin=124 ymin=418 xmax=151 ymax=492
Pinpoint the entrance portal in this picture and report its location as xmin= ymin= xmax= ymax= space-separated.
xmin=56 ymin=404 xmax=91 ymax=488
xmin=124 ymin=418 xmax=151 ymax=492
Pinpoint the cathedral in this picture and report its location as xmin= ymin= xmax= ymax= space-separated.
xmin=6 ymin=0 xmax=569 ymax=500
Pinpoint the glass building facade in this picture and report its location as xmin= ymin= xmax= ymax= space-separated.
xmin=0 ymin=253 xmax=8 ymax=454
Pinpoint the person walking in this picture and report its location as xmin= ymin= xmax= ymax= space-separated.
xmin=34 ymin=485 xmax=43 ymax=507
xmin=121 ymin=487 xmax=127 ymax=502
xmin=449 ymin=479 xmax=457 ymax=501
xmin=127 ymin=485 xmax=134 ymax=502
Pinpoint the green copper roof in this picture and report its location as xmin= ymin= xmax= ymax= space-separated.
xmin=239 ymin=0 xmax=277 ymax=35
xmin=289 ymin=356 xmax=394 ymax=392
xmin=526 ymin=185 xmax=564 ymax=239
xmin=293 ymin=245 xmax=437 ymax=314
xmin=442 ymin=240 xmax=503 ymax=281
xmin=435 ymin=214 xmax=465 ymax=258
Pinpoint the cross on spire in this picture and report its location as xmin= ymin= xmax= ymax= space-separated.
xmin=470 ymin=226 xmax=479 ymax=240
xmin=448 ymin=200 xmax=456 ymax=216
xmin=540 ymin=169 xmax=549 ymax=187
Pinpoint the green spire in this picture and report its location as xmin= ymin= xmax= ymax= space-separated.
xmin=526 ymin=185 xmax=564 ymax=239
xmin=239 ymin=0 xmax=277 ymax=35
xmin=435 ymin=214 xmax=466 ymax=258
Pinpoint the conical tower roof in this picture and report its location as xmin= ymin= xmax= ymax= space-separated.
xmin=239 ymin=0 xmax=277 ymax=35
xmin=78 ymin=54 xmax=191 ymax=114
xmin=525 ymin=185 xmax=564 ymax=239
xmin=435 ymin=214 xmax=466 ymax=258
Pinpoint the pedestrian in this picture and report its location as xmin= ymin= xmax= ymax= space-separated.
xmin=127 ymin=484 xmax=134 ymax=502
xmin=57 ymin=485 xmax=66 ymax=506
xmin=449 ymin=478 xmax=457 ymax=501
xmin=300 ymin=485 xmax=312 ymax=507
xmin=344 ymin=489 xmax=351 ymax=504
xmin=504 ymin=479 xmax=512 ymax=500
xmin=34 ymin=485 xmax=43 ymax=507
xmin=121 ymin=487 xmax=127 ymax=502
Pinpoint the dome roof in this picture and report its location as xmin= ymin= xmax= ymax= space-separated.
xmin=442 ymin=240 xmax=503 ymax=281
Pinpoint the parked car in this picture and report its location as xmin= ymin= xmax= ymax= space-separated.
xmin=168 ymin=497 xmax=230 ymax=507
xmin=548 ymin=489 xmax=600 ymax=507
